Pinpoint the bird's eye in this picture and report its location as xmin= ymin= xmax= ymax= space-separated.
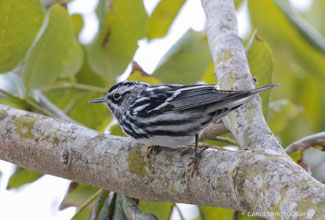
xmin=113 ymin=93 xmax=121 ymax=100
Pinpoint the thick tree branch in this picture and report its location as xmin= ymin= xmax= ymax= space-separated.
xmin=0 ymin=1 xmax=324 ymax=219
xmin=200 ymin=0 xmax=325 ymax=219
xmin=202 ymin=0 xmax=280 ymax=151
xmin=0 ymin=104 xmax=324 ymax=219
xmin=286 ymin=132 xmax=325 ymax=154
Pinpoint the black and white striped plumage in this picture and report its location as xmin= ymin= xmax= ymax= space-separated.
xmin=89 ymin=81 xmax=277 ymax=148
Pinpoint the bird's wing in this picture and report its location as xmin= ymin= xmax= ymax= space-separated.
xmin=130 ymin=84 xmax=179 ymax=117
xmin=168 ymin=85 xmax=246 ymax=111
xmin=131 ymin=84 xmax=243 ymax=117
xmin=131 ymin=84 xmax=276 ymax=117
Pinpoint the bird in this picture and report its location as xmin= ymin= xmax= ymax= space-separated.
xmin=89 ymin=81 xmax=277 ymax=175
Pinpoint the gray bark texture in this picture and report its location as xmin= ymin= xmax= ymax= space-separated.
xmin=0 ymin=104 xmax=324 ymax=219
xmin=286 ymin=132 xmax=325 ymax=154
xmin=0 ymin=0 xmax=324 ymax=219
xmin=200 ymin=0 xmax=325 ymax=219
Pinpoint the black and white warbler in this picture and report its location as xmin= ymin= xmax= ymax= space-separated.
xmin=89 ymin=81 xmax=277 ymax=173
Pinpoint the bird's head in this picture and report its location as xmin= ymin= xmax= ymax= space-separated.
xmin=89 ymin=81 xmax=148 ymax=120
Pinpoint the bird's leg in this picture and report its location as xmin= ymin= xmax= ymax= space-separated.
xmin=144 ymin=146 xmax=158 ymax=163
xmin=193 ymin=134 xmax=199 ymax=168
xmin=187 ymin=134 xmax=208 ymax=177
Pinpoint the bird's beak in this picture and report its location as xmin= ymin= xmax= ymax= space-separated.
xmin=88 ymin=97 xmax=106 ymax=104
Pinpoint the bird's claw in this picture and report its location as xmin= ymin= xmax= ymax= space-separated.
xmin=187 ymin=146 xmax=209 ymax=178
xmin=144 ymin=146 xmax=158 ymax=163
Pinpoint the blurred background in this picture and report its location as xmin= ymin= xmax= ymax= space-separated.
xmin=0 ymin=0 xmax=324 ymax=219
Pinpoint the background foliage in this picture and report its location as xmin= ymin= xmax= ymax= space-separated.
xmin=0 ymin=0 xmax=324 ymax=219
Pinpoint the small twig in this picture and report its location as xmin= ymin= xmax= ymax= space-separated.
xmin=200 ymin=123 xmax=230 ymax=141
xmin=285 ymin=132 xmax=325 ymax=154
xmin=41 ymin=83 xmax=107 ymax=93
xmin=0 ymin=88 xmax=55 ymax=117
xmin=72 ymin=188 xmax=102 ymax=219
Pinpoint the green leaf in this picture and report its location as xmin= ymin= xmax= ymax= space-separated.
xmin=0 ymin=72 xmax=38 ymax=110
xmin=60 ymin=182 xmax=99 ymax=210
xmin=0 ymin=97 xmax=27 ymax=110
xmin=68 ymin=92 xmax=112 ymax=130
xmin=61 ymin=39 xmax=83 ymax=78
xmin=7 ymin=167 xmax=43 ymax=189
xmin=248 ymin=0 xmax=325 ymax=76
xmin=153 ymin=30 xmax=212 ymax=84
xmin=273 ymin=0 xmax=325 ymax=53
xmin=87 ymin=190 xmax=110 ymax=220
xmin=267 ymin=99 xmax=302 ymax=136
xmin=147 ymin=0 xmax=185 ymax=40
xmin=301 ymin=78 xmax=322 ymax=126
xmin=301 ymin=0 xmax=325 ymax=36
xmin=44 ymin=88 xmax=83 ymax=112
xmin=87 ymin=0 xmax=148 ymax=79
xmin=0 ymin=73 xmax=26 ymax=98
xmin=76 ymin=47 xmax=108 ymax=88
xmin=199 ymin=206 xmax=234 ymax=220
xmin=71 ymin=208 xmax=92 ymax=220
xmin=234 ymin=0 xmax=244 ymax=9
xmin=246 ymin=32 xmax=274 ymax=116
xmin=45 ymin=87 xmax=111 ymax=130
xmin=138 ymin=200 xmax=173 ymax=220
xmin=128 ymin=69 xmax=162 ymax=85
xmin=111 ymin=194 xmax=128 ymax=220
xmin=0 ymin=0 xmax=44 ymax=73
xmin=71 ymin=14 xmax=84 ymax=36
xmin=200 ymin=63 xmax=217 ymax=84
xmin=110 ymin=124 xmax=125 ymax=136
xmin=289 ymin=150 xmax=302 ymax=163
xmin=23 ymin=5 xmax=83 ymax=89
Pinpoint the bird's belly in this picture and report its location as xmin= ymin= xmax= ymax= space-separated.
xmin=135 ymin=135 xmax=195 ymax=148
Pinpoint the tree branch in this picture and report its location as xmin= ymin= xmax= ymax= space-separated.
xmin=0 ymin=104 xmax=324 ymax=219
xmin=199 ymin=123 xmax=230 ymax=141
xmin=285 ymin=132 xmax=325 ymax=154
xmin=201 ymin=0 xmax=280 ymax=151
xmin=0 ymin=1 xmax=324 ymax=219
xmin=200 ymin=0 xmax=325 ymax=218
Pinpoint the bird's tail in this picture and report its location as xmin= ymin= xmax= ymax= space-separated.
xmin=250 ymin=83 xmax=279 ymax=95
xmin=215 ymin=83 xmax=279 ymax=110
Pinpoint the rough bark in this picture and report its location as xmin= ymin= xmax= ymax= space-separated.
xmin=200 ymin=0 xmax=325 ymax=219
xmin=286 ymin=132 xmax=325 ymax=154
xmin=0 ymin=105 xmax=324 ymax=219
xmin=0 ymin=0 xmax=324 ymax=219
xmin=202 ymin=0 xmax=280 ymax=151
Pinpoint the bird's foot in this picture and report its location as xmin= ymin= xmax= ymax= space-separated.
xmin=144 ymin=146 xmax=158 ymax=163
xmin=187 ymin=146 xmax=209 ymax=178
